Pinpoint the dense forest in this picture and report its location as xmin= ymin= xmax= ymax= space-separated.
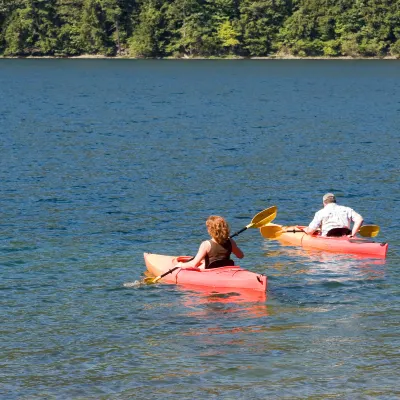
xmin=1 ymin=0 xmax=400 ymax=58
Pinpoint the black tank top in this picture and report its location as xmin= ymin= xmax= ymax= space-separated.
xmin=204 ymin=240 xmax=234 ymax=269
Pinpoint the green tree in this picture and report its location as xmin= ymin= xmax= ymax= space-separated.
xmin=3 ymin=6 xmax=34 ymax=55
xmin=56 ymin=0 xmax=84 ymax=55
xmin=206 ymin=0 xmax=241 ymax=55
xmin=99 ymin=0 xmax=125 ymax=54
xmin=278 ymin=0 xmax=327 ymax=56
xmin=217 ymin=19 xmax=239 ymax=53
xmin=80 ymin=0 xmax=110 ymax=54
xmin=129 ymin=0 xmax=164 ymax=57
xmin=390 ymin=39 xmax=400 ymax=58
xmin=165 ymin=0 xmax=209 ymax=57
xmin=240 ymin=0 xmax=290 ymax=56
xmin=2 ymin=0 xmax=59 ymax=55
xmin=334 ymin=0 xmax=397 ymax=56
xmin=111 ymin=0 xmax=138 ymax=54
xmin=1 ymin=0 xmax=400 ymax=57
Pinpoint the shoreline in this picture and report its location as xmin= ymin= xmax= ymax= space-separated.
xmin=0 ymin=54 xmax=399 ymax=60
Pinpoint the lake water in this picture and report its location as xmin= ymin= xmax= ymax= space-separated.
xmin=0 ymin=59 xmax=399 ymax=399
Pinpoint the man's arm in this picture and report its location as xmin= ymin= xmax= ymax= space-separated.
xmin=350 ymin=212 xmax=363 ymax=237
xmin=304 ymin=212 xmax=321 ymax=235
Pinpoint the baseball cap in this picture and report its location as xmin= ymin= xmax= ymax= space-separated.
xmin=323 ymin=193 xmax=336 ymax=202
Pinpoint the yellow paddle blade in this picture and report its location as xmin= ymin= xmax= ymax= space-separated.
xmin=250 ymin=206 xmax=278 ymax=228
xmin=260 ymin=225 xmax=284 ymax=239
xmin=143 ymin=270 xmax=157 ymax=284
xmin=143 ymin=277 xmax=157 ymax=284
xmin=359 ymin=225 xmax=380 ymax=237
xmin=144 ymin=276 xmax=162 ymax=284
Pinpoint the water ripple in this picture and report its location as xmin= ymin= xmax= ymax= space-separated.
xmin=0 ymin=59 xmax=399 ymax=399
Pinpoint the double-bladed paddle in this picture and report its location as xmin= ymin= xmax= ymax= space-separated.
xmin=230 ymin=206 xmax=278 ymax=238
xmin=144 ymin=206 xmax=278 ymax=284
xmin=260 ymin=224 xmax=380 ymax=239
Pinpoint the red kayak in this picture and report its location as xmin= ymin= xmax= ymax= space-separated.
xmin=144 ymin=253 xmax=267 ymax=292
xmin=260 ymin=224 xmax=388 ymax=258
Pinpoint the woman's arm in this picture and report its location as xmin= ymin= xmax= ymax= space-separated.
xmin=177 ymin=241 xmax=210 ymax=269
xmin=230 ymin=238 xmax=244 ymax=259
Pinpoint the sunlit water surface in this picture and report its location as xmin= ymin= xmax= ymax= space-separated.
xmin=0 ymin=59 xmax=399 ymax=399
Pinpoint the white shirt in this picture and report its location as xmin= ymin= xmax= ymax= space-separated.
xmin=308 ymin=203 xmax=362 ymax=236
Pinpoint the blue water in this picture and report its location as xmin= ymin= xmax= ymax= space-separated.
xmin=1 ymin=59 xmax=399 ymax=399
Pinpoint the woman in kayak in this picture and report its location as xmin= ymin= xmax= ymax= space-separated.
xmin=177 ymin=215 xmax=244 ymax=269
xmin=304 ymin=193 xmax=364 ymax=237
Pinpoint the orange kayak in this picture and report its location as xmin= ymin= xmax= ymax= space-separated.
xmin=144 ymin=253 xmax=267 ymax=292
xmin=260 ymin=224 xmax=388 ymax=258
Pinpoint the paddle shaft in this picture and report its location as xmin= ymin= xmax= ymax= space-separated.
xmin=230 ymin=225 xmax=249 ymax=238
xmin=263 ymin=225 xmax=378 ymax=238
xmin=153 ymin=266 xmax=180 ymax=283
xmin=284 ymin=229 xmax=304 ymax=233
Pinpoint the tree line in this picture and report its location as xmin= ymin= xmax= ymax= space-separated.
xmin=1 ymin=0 xmax=400 ymax=58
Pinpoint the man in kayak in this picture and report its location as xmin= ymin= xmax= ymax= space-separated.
xmin=176 ymin=215 xmax=244 ymax=269
xmin=304 ymin=193 xmax=364 ymax=237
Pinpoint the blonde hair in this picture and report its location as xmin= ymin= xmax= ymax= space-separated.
xmin=206 ymin=215 xmax=230 ymax=244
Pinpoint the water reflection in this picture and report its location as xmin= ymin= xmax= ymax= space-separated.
xmin=171 ymin=284 xmax=268 ymax=321
xmin=301 ymin=252 xmax=386 ymax=278
xmin=263 ymin=244 xmax=386 ymax=281
xmin=177 ymin=284 xmax=267 ymax=304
